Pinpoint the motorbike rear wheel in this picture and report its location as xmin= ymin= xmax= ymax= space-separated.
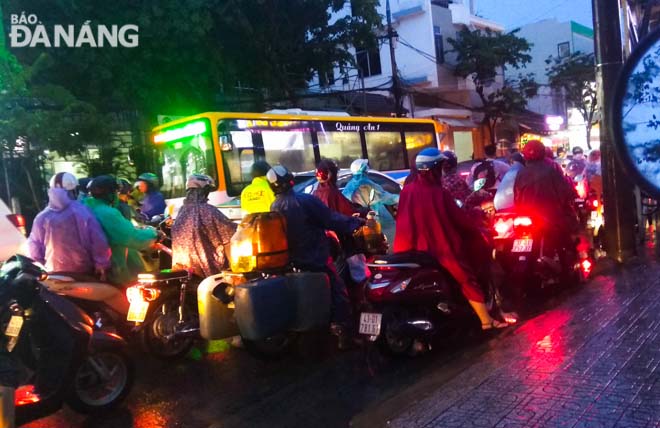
xmin=379 ymin=309 xmax=413 ymax=356
xmin=242 ymin=333 xmax=296 ymax=359
xmin=142 ymin=298 xmax=195 ymax=360
xmin=66 ymin=350 xmax=134 ymax=413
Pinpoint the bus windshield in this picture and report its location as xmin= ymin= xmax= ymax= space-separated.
xmin=156 ymin=119 xmax=217 ymax=199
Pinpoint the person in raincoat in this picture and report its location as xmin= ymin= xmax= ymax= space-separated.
xmin=268 ymin=165 xmax=363 ymax=349
xmin=240 ymin=161 xmax=276 ymax=215
xmin=135 ymin=172 xmax=166 ymax=221
xmin=494 ymin=152 xmax=525 ymax=212
xmin=441 ymin=150 xmax=471 ymax=206
xmin=312 ymin=159 xmax=357 ymax=217
xmin=171 ymin=174 xmax=237 ymax=278
xmin=84 ymin=175 xmax=158 ymax=284
xmin=394 ymin=148 xmax=510 ymax=330
xmin=342 ymin=159 xmax=398 ymax=246
xmin=27 ymin=172 xmax=111 ymax=278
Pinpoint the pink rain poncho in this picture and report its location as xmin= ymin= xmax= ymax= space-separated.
xmin=27 ymin=188 xmax=111 ymax=274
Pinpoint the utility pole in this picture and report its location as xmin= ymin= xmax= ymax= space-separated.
xmin=592 ymin=0 xmax=637 ymax=262
xmin=386 ymin=0 xmax=403 ymax=116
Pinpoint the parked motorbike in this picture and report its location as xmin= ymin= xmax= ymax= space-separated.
xmin=0 ymin=255 xmax=133 ymax=426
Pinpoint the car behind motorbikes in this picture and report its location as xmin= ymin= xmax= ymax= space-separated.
xmin=0 ymin=255 xmax=133 ymax=426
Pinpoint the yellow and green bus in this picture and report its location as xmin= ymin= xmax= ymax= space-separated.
xmin=151 ymin=112 xmax=445 ymax=219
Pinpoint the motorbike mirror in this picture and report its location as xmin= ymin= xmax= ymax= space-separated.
xmin=612 ymin=26 xmax=660 ymax=197
xmin=473 ymin=178 xmax=486 ymax=192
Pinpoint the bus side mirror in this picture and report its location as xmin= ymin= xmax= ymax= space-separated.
xmin=220 ymin=135 xmax=233 ymax=152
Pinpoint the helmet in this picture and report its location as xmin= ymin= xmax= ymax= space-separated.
xmin=522 ymin=140 xmax=545 ymax=161
xmin=441 ymin=150 xmax=457 ymax=170
xmin=350 ymin=159 xmax=369 ymax=175
xmin=415 ymin=148 xmax=445 ymax=172
xmin=88 ymin=175 xmax=119 ymax=201
xmin=316 ymin=159 xmax=339 ymax=184
xmin=566 ymin=160 xmax=585 ymax=178
xmin=49 ymin=172 xmax=78 ymax=191
xmin=117 ymin=178 xmax=132 ymax=195
xmin=266 ymin=165 xmax=294 ymax=195
xmin=572 ymin=146 xmax=584 ymax=156
xmin=136 ymin=172 xmax=159 ymax=188
xmin=250 ymin=161 xmax=271 ymax=178
xmin=588 ymin=149 xmax=601 ymax=163
xmin=186 ymin=173 xmax=215 ymax=190
xmin=511 ymin=152 xmax=525 ymax=165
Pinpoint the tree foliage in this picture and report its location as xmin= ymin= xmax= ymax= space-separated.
xmin=4 ymin=0 xmax=381 ymax=120
xmin=447 ymin=28 xmax=538 ymax=144
xmin=546 ymin=51 xmax=597 ymax=149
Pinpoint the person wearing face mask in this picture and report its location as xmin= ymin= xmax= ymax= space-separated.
xmin=84 ymin=175 xmax=158 ymax=284
xmin=312 ymin=159 xmax=357 ymax=217
xmin=27 ymin=172 xmax=111 ymax=280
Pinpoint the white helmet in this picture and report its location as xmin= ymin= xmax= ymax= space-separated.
xmin=350 ymin=159 xmax=369 ymax=175
xmin=49 ymin=172 xmax=78 ymax=191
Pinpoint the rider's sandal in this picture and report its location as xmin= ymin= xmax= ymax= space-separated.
xmin=481 ymin=319 xmax=509 ymax=330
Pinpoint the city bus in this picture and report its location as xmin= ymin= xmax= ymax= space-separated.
xmin=151 ymin=112 xmax=445 ymax=219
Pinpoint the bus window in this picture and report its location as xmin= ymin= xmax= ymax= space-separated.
xmin=222 ymin=129 xmax=256 ymax=197
xmin=159 ymin=132 xmax=216 ymax=199
xmin=405 ymin=131 xmax=436 ymax=165
xmin=262 ymin=130 xmax=315 ymax=173
xmin=317 ymin=131 xmax=362 ymax=169
xmin=365 ymin=132 xmax=405 ymax=171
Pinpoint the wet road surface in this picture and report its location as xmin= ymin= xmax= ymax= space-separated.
xmin=23 ymin=259 xmax=660 ymax=428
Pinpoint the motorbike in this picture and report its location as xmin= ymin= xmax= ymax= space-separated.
xmin=0 ymin=255 xmax=133 ymax=426
xmin=491 ymin=210 xmax=591 ymax=306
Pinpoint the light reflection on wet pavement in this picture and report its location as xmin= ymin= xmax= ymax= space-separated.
xmin=23 ymin=259 xmax=660 ymax=428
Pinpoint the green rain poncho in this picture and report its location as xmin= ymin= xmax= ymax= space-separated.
xmin=84 ymin=197 xmax=157 ymax=284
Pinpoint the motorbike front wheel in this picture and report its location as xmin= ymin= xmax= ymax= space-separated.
xmin=142 ymin=299 xmax=195 ymax=360
xmin=66 ymin=350 xmax=134 ymax=413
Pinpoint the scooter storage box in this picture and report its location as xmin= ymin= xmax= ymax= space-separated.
xmin=234 ymin=276 xmax=293 ymax=340
xmin=197 ymin=273 xmax=242 ymax=340
xmin=285 ymin=272 xmax=331 ymax=331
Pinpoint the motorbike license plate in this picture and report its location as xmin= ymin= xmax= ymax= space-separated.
xmin=127 ymin=301 xmax=149 ymax=323
xmin=5 ymin=315 xmax=23 ymax=352
xmin=512 ymin=239 xmax=533 ymax=253
xmin=359 ymin=312 xmax=382 ymax=336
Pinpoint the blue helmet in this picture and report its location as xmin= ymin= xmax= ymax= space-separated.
xmin=415 ymin=148 xmax=446 ymax=172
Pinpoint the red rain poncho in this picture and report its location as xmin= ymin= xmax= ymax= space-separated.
xmin=313 ymin=182 xmax=356 ymax=217
xmin=393 ymin=169 xmax=485 ymax=303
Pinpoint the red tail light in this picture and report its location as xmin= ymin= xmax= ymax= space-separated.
xmin=15 ymin=385 xmax=41 ymax=406
xmin=575 ymin=181 xmax=587 ymax=199
xmin=513 ymin=216 xmax=533 ymax=227
xmin=580 ymin=259 xmax=593 ymax=275
xmin=592 ymin=199 xmax=599 ymax=208
xmin=7 ymin=214 xmax=27 ymax=236
xmin=126 ymin=285 xmax=160 ymax=303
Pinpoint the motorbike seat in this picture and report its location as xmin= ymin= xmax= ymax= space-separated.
xmin=368 ymin=251 xmax=439 ymax=269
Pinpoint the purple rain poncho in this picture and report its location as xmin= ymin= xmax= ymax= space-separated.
xmin=171 ymin=189 xmax=237 ymax=278
xmin=27 ymin=188 xmax=111 ymax=274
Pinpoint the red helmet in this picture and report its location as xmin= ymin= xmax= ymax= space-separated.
xmin=522 ymin=140 xmax=546 ymax=161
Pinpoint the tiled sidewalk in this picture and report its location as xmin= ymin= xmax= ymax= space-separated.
xmin=383 ymin=261 xmax=660 ymax=428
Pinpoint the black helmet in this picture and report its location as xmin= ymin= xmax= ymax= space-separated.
xmin=250 ymin=161 xmax=271 ymax=178
xmin=266 ymin=165 xmax=294 ymax=195
xmin=88 ymin=175 xmax=119 ymax=203
xmin=441 ymin=150 xmax=458 ymax=170
xmin=572 ymin=146 xmax=584 ymax=156
xmin=316 ymin=159 xmax=339 ymax=185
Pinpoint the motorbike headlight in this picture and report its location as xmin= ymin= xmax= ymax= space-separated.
xmin=390 ymin=278 xmax=411 ymax=294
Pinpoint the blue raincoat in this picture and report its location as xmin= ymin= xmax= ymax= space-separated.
xmin=342 ymin=172 xmax=399 ymax=246
xmin=139 ymin=190 xmax=166 ymax=220
xmin=494 ymin=162 xmax=524 ymax=211
xmin=27 ymin=188 xmax=111 ymax=274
